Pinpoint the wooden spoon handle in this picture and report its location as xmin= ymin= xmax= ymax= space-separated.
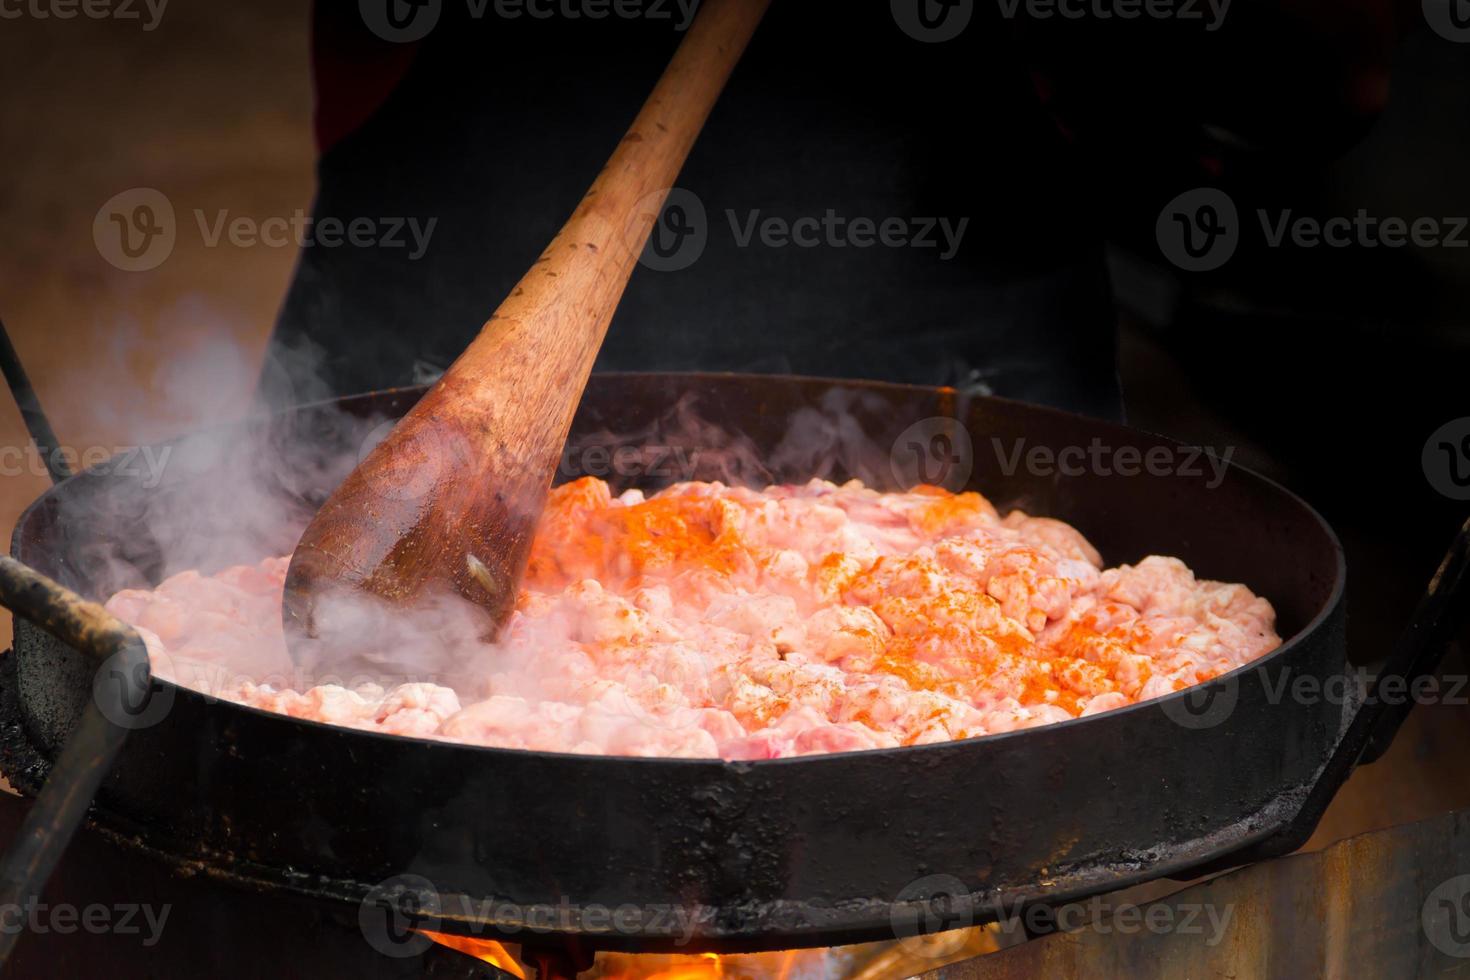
xmin=284 ymin=0 xmax=769 ymax=640
xmin=458 ymin=0 xmax=772 ymax=484
xmin=502 ymin=0 xmax=771 ymax=323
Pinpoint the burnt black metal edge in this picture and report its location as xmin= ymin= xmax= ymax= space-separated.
xmin=0 ymin=557 xmax=151 ymax=966
xmin=402 ymin=779 xmax=1325 ymax=954
xmin=0 ymin=509 xmax=1348 ymax=948
xmin=1190 ymin=515 xmax=1470 ymax=874
xmin=0 ymin=646 xmax=1327 ymax=956
xmin=1360 ymin=517 xmax=1470 ymax=761
xmin=0 ymin=374 xmax=1360 ymax=953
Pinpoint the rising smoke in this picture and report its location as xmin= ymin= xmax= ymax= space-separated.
xmin=46 ymin=316 xmax=941 ymax=703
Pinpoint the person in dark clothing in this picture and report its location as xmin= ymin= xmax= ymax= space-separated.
xmin=261 ymin=1 xmax=1396 ymax=421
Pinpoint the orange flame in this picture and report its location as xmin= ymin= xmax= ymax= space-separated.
xmin=418 ymin=931 xmax=527 ymax=979
xmin=596 ymin=948 xmax=826 ymax=980
xmin=419 ymin=927 xmax=994 ymax=980
xmin=627 ymin=951 xmax=723 ymax=980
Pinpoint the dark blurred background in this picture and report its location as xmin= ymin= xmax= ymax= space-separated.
xmin=0 ymin=0 xmax=1467 ymax=839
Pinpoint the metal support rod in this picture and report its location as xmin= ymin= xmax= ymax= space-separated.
xmin=1191 ymin=516 xmax=1470 ymax=874
xmin=1359 ymin=516 xmax=1470 ymax=760
xmin=0 ymin=316 xmax=69 ymax=485
xmin=0 ymin=556 xmax=151 ymax=965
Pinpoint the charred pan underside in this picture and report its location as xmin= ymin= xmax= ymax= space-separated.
xmin=0 ymin=374 xmax=1346 ymax=953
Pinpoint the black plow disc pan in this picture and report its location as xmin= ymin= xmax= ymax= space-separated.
xmin=0 ymin=373 xmax=1376 ymax=953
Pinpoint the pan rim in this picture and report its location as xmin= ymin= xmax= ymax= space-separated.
xmin=23 ymin=372 xmax=1344 ymax=769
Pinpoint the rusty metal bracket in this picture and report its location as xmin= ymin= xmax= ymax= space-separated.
xmin=0 ymin=556 xmax=151 ymax=965
xmin=1189 ymin=516 xmax=1470 ymax=875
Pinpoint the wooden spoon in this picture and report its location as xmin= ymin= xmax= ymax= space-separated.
xmin=283 ymin=0 xmax=771 ymax=645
